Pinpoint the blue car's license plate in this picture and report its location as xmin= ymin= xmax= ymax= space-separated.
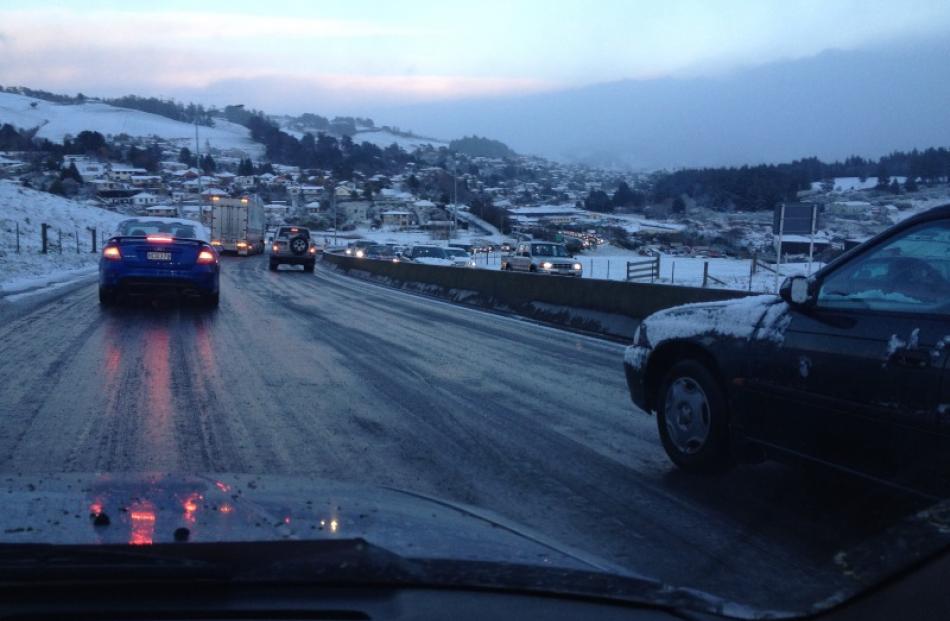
xmin=147 ymin=251 xmax=172 ymax=261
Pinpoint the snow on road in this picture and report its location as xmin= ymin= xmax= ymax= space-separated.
xmin=0 ymin=181 xmax=125 ymax=295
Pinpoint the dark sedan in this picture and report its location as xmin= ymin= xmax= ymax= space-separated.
xmin=624 ymin=205 xmax=950 ymax=495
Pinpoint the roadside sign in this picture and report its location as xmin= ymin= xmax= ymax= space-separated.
xmin=773 ymin=203 xmax=819 ymax=235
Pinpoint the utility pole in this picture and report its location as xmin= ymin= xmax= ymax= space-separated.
xmin=195 ymin=118 xmax=202 ymax=195
xmin=331 ymin=182 xmax=338 ymax=246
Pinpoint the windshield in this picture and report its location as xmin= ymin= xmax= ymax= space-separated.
xmin=412 ymin=247 xmax=446 ymax=258
xmin=4 ymin=2 xmax=950 ymax=618
xmin=531 ymin=244 xmax=569 ymax=257
xmin=118 ymin=219 xmax=200 ymax=239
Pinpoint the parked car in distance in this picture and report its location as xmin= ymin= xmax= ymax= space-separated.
xmin=344 ymin=239 xmax=376 ymax=258
xmin=502 ymin=242 xmax=582 ymax=276
xmin=403 ymin=245 xmax=454 ymax=266
xmin=364 ymin=244 xmax=397 ymax=261
xmin=99 ymin=217 xmax=220 ymax=307
xmin=443 ymin=247 xmax=477 ymax=267
xmin=623 ymin=205 xmax=950 ymax=497
xmin=269 ymin=225 xmax=317 ymax=272
xmin=448 ymin=243 xmax=475 ymax=253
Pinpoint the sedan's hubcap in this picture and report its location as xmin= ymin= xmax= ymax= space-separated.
xmin=664 ymin=377 xmax=711 ymax=455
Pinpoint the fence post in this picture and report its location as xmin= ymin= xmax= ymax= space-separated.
xmin=654 ymin=254 xmax=660 ymax=283
xmin=90 ymin=227 xmax=97 ymax=253
xmin=703 ymin=261 xmax=709 ymax=287
xmin=606 ymin=260 xmax=610 ymax=280
xmin=41 ymin=223 xmax=49 ymax=254
xmin=16 ymin=222 xmax=20 ymax=253
xmin=749 ymin=256 xmax=755 ymax=291
xmin=671 ymin=261 xmax=675 ymax=284
xmin=58 ymin=229 xmax=63 ymax=254
xmin=75 ymin=228 xmax=80 ymax=254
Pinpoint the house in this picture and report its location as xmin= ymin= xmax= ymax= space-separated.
xmin=132 ymin=192 xmax=159 ymax=208
xmin=97 ymin=189 xmax=139 ymax=207
xmin=62 ymin=156 xmax=107 ymax=179
xmin=107 ymin=166 xmax=148 ymax=182
xmin=145 ymin=204 xmax=179 ymax=217
xmin=339 ymin=200 xmax=371 ymax=223
xmin=381 ymin=210 xmax=414 ymax=229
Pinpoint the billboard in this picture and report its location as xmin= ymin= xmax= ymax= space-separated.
xmin=773 ymin=203 xmax=819 ymax=235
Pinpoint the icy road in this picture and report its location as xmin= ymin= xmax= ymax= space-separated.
xmin=0 ymin=256 xmax=927 ymax=609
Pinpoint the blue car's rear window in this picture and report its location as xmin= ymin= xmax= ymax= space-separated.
xmin=118 ymin=220 xmax=198 ymax=239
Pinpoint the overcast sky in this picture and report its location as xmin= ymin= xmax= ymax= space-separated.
xmin=2 ymin=0 xmax=950 ymax=114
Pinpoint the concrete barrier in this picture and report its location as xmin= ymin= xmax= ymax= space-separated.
xmin=323 ymin=252 xmax=752 ymax=340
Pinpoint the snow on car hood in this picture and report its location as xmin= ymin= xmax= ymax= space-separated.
xmin=625 ymin=294 xmax=790 ymax=370
xmin=413 ymin=257 xmax=455 ymax=266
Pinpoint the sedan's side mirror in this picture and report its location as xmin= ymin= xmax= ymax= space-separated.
xmin=779 ymin=275 xmax=814 ymax=307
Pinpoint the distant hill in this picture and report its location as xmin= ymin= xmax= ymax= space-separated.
xmin=449 ymin=135 xmax=514 ymax=158
xmin=376 ymin=39 xmax=950 ymax=169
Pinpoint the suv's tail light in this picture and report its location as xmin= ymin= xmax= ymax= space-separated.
xmin=197 ymin=248 xmax=217 ymax=264
xmin=103 ymin=245 xmax=121 ymax=260
xmin=309 ymin=246 xmax=317 ymax=254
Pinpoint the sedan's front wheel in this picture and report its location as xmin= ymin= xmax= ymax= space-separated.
xmin=656 ymin=360 xmax=730 ymax=472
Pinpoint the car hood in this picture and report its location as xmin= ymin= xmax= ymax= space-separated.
xmin=625 ymin=294 xmax=789 ymax=370
xmin=0 ymin=473 xmax=788 ymax=617
xmin=413 ymin=257 xmax=454 ymax=266
xmin=0 ymin=473 xmax=618 ymax=568
xmin=534 ymin=255 xmax=575 ymax=262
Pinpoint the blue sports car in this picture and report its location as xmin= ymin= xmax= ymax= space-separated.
xmin=99 ymin=217 xmax=220 ymax=307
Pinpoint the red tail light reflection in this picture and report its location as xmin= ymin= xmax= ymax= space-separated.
xmin=129 ymin=501 xmax=156 ymax=545
xmin=146 ymin=235 xmax=174 ymax=243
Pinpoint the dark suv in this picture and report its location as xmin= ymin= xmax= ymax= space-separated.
xmin=624 ymin=205 xmax=950 ymax=496
xmin=269 ymin=226 xmax=317 ymax=272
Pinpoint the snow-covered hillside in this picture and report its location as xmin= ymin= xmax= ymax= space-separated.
xmin=351 ymin=129 xmax=446 ymax=150
xmin=0 ymin=181 xmax=127 ymax=294
xmin=0 ymin=92 xmax=263 ymax=157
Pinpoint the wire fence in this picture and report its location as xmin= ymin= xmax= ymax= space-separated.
xmin=7 ymin=221 xmax=107 ymax=255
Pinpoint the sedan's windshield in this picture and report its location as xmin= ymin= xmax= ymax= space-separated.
xmin=531 ymin=244 xmax=569 ymax=257
xmin=443 ymin=248 xmax=469 ymax=258
xmin=412 ymin=247 xmax=446 ymax=258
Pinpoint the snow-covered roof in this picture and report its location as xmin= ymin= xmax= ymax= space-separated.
xmin=414 ymin=199 xmax=436 ymax=208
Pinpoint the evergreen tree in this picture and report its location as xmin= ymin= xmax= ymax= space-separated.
xmin=200 ymin=154 xmax=216 ymax=174
xmin=672 ymin=196 xmax=687 ymax=214
xmin=888 ymin=179 xmax=901 ymax=194
xmin=584 ymin=189 xmax=612 ymax=213
xmin=178 ymin=147 xmax=194 ymax=167
xmin=905 ymin=176 xmax=919 ymax=192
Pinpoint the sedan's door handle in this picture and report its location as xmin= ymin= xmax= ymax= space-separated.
xmin=892 ymin=348 xmax=931 ymax=368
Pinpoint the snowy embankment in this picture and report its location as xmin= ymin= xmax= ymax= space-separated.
xmin=0 ymin=91 xmax=263 ymax=157
xmin=574 ymin=248 xmax=818 ymax=293
xmin=0 ymin=181 xmax=125 ymax=295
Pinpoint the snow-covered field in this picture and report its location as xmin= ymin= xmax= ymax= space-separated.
xmin=0 ymin=181 xmax=126 ymax=295
xmin=810 ymin=176 xmax=907 ymax=193
xmin=351 ymin=129 xmax=446 ymax=150
xmin=576 ymin=251 xmax=816 ymax=292
xmin=0 ymin=92 xmax=262 ymax=157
